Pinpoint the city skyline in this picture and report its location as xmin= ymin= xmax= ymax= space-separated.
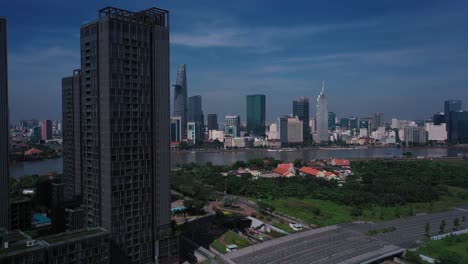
xmin=2 ymin=0 xmax=468 ymax=122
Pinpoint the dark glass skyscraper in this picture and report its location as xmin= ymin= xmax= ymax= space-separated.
xmin=374 ymin=112 xmax=384 ymax=128
xmin=246 ymin=94 xmax=266 ymax=136
xmin=328 ymin=112 xmax=336 ymax=130
xmin=293 ymin=97 xmax=310 ymax=141
xmin=173 ymin=64 xmax=188 ymax=137
xmin=79 ymin=7 xmax=171 ymax=263
xmin=188 ymin=95 xmax=204 ymax=126
xmin=0 ymin=17 xmax=10 ymax=229
xmin=207 ymin=114 xmax=218 ymax=130
xmin=448 ymin=111 xmax=468 ymax=144
xmin=445 ymin=100 xmax=462 ymax=130
xmin=62 ymin=70 xmax=81 ymax=202
xmin=433 ymin=113 xmax=445 ymax=125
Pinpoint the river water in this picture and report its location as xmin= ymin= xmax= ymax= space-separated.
xmin=9 ymin=147 xmax=466 ymax=178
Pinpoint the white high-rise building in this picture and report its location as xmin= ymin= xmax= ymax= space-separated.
xmin=425 ymin=123 xmax=447 ymax=142
xmin=268 ymin=123 xmax=279 ymax=139
xmin=309 ymin=118 xmax=316 ymax=134
xmin=315 ymin=82 xmax=329 ymax=142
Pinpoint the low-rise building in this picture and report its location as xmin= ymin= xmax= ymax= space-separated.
xmin=224 ymin=137 xmax=254 ymax=148
xmin=273 ymin=163 xmax=295 ymax=177
xmin=208 ymin=130 xmax=224 ymax=141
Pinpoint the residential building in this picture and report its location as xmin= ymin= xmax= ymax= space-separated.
xmin=246 ymin=94 xmax=266 ymax=136
xmin=207 ymin=114 xmax=218 ymax=130
xmin=328 ymin=112 xmax=336 ymax=130
xmin=40 ymin=120 xmax=52 ymax=141
xmin=391 ymin=118 xmax=399 ymax=129
xmin=425 ymin=123 xmax=447 ymax=142
xmin=0 ymin=17 xmax=9 ymax=229
xmin=279 ymin=116 xmax=303 ymax=145
xmin=404 ymin=126 xmax=427 ymax=145
xmin=445 ymin=100 xmax=462 ymax=130
xmin=315 ymin=83 xmax=329 ymax=142
xmin=79 ymin=7 xmax=171 ymax=263
xmin=0 ymin=228 xmax=110 ymax=263
xmin=359 ymin=128 xmax=368 ymax=138
xmin=448 ymin=111 xmax=468 ymax=144
xmin=433 ymin=112 xmax=445 ymax=125
xmin=173 ymin=64 xmax=188 ymax=138
xmin=10 ymin=198 xmax=32 ymax=231
xmin=187 ymin=122 xmax=202 ymax=145
xmin=62 ymin=70 xmax=81 ymax=202
xmin=268 ymin=123 xmax=279 ymax=139
xmin=339 ymin=118 xmax=349 ymax=130
xmin=224 ymin=115 xmax=241 ymax=137
xmin=293 ymin=97 xmax=310 ymax=141
xmin=170 ymin=116 xmax=182 ymax=142
xmin=374 ymin=112 xmax=384 ymax=129
xmin=208 ymin=130 xmax=224 ymax=141
xmin=188 ymin=95 xmax=204 ymax=127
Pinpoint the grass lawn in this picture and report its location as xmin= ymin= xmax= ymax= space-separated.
xmin=210 ymin=230 xmax=250 ymax=254
xmin=272 ymin=222 xmax=296 ymax=233
xmin=419 ymin=234 xmax=468 ymax=263
xmin=260 ymin=188 xmax=468 ymax=227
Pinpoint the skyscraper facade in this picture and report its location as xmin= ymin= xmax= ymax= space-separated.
xmin=246 ymin=94 xmax=266 ymax=136
xmin=433 ymin=113 xmax=445 ymax=125
xmin=279 ymin=116 xmax=303 ymax=145
xmin=173 ymin=64 xmax=188 ymax=137
xmin=207 ymin=114 xmax=218 ymax=130
xmin=170 ymin=117 xmax=182 ymax=142
xmin=293 ymin=97 xmax=310 ymax=141
xmin=448 ymin=111 xmax=468 ymax=144
xmin=445 ymin=100 xmax=462 ymax=130
xmin=374 ymin=112 xmax=384 ymax=128
xmin=79 ymin=7 xmax=170 ymax=263
xmin=339 ymin=118 xmax=349 ymax=130
xmin=188 ymin=95 xmax=204 ymax=126
xmin=328 ymin=112 xmax=336 ymax=130
xmin=62 ymin=70 xmax=82 ymax=201
xmin=315 ymin=84 xmax=329 ymax=142
xmin=224 ymin=115 xmax=241 ymax=137
xmin=0 ymin=17 xmax=10 ymax=229
xmin=40 ymin=120 xmax=52 ymax=141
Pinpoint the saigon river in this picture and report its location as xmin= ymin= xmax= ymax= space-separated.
xmin=9 ymin=146 xmax=467 ymax=179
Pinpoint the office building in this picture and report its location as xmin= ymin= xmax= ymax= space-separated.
xmin=188 ymin=95 xmax=204 ymax=126
xmin=170 ymin=116 xmax=182 ymax=142
xmin=425 ymin=123 xmax=447 ymax=142
xmin=225 ymin=115 xmax=241 ymax=137
xmin=448 ymin=111 xmax=468 ymax=144
xmin=207 ymin=114 xmax=218 ymax=130
xmin=208 ymin=130 xmax=224 ymax=141
xmin=246 ymin=94 xmax=266 ymax=136
xmin=30 ymin=126 xmax=41 ymax=143
xmin=173 ymin=64 xmax=188 ymax=138
xmin=404 ymin=126 xmax=427 ymax=145
xmin=187 ymin=122 xmax=202 ymax=145
xmin=62 ymin=70 xmax=81 ymax=202
xmin=65 ymin=206 xmax=86 ymax=231
xmin=339 ymin=118 xmax=349 ymax=130
xmin=79 ymin=7 xmax=171 ymax=263
xmin=292 ymin=97 xmax=310 ymax=140
xmin=374 ymin=112 xmax=384 ymax=129
xmin=268 ymin=123 xmax=279 ymax=140
xmin=359 ymin=119 xmax=369 ymax=130
xmin=315 ymin=83 xmax=329 ymax=142
xmin=309 ymin=118 xmax=316 ymax=134
xmin=349 ymin=117 xmax=358 ymax=130
xmin=279 ymin=116 xmax=303 ymax=145
xmin=40 ymin=120 xmax=52 ymax=141
xmin=433 ymin=112 xmax=445 ymax=125
xmin=0 ymin=228 xmax=110 ymax=263
xmin=10 ymin=198 xmax=32 ymax=231
xmin=328 ymin=112 xmax=336 ymax=130
xmin=445 ymin=100 xmax=462 ymax=130
xmin=0 ymin=17 xmax=9 ymax=230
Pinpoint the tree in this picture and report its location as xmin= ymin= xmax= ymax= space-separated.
xmin=312 ymin=207 xmax=321 ymax=216
xmin=440 ymin=220 xmax=446 ymax=234
xmin=453 ymin=218 xmax=460 ymax=230
xmin=424 ymin=222 xmax=430 ymax=238
xmin=351 ymin=207 xmax=363 ymax=217
xmin=436 ymin=251 xmax=461 ymax=264
xmin=462 ymin=215 xmax=466 ymax=222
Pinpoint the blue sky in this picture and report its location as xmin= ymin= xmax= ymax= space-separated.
xmin=2 ymin=0 xmax=468 ymax=123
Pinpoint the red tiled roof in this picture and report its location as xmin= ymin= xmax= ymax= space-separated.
xmin=325 ymin=171 xmax=335 ymax=177
xmin=299 ymin=167 xmax=321 ymax=176
xmin=333 ymin=159 xmax=350 ymax=166
xmin=273 ymin=167 xmax=289 ymax=176
xmin=277 ymin=163 xmax=293 ymax=170
xmin=25 ymin=148 xmax=43 ymax=155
